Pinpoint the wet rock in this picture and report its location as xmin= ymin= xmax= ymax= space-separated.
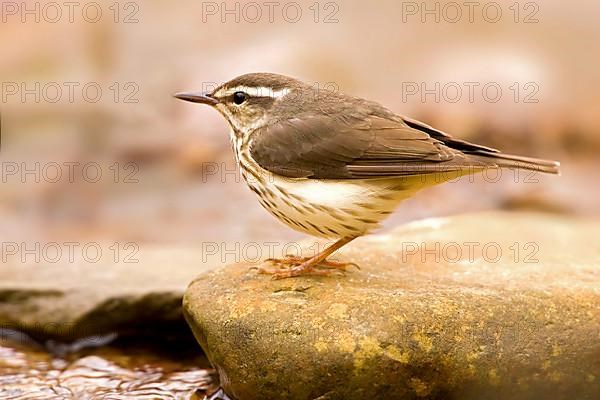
xmin=183 ymin=212 xmax=600 ymax=400
xmin=0 ymin=245 xmax=219 ymax=340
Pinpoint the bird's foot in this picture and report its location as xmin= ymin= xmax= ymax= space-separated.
xmin=268 ymin=254 xmax=359 ymax=270
xmin=253 ymin=254 xmax=359 ymax=279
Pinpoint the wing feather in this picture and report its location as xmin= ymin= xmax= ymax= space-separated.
xmin=249 ymin=114 xmax=486 ymax=179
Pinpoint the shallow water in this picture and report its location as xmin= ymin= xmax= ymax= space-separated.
xmin=0 ymin=333 xmax=218 ymax=400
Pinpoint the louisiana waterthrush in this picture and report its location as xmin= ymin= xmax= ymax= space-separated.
xmin=175 ymin=73 xmax=559 ymax=279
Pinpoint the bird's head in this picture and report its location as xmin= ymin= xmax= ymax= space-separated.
xmin=175 ymin=73 xmax=322 ymax=138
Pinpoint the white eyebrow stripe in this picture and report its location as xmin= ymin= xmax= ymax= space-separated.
xmin=217 ymin=86 xmax=291 ymax=99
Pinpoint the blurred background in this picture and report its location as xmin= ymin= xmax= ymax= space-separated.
xmin=1 ymin=0 xmax=599 ymax=249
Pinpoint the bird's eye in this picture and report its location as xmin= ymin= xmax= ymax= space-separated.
xmin=233 ymin=91 xmax=247 ymax=105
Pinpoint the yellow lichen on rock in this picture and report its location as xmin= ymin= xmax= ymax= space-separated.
xmin=326 ymin=303 xmax=349 ymax=320
xmin=412 ymin=331 xmax=433 ymax=353
xmin=353 ymin=336 xmax=382 ymax=371
xmin=384 ymin=345 xmax=410 ymax=364
xmin=314 ymin=340 xmax=328 ymax=353
xmin=334 ymin=332 xmax=356 ymax=354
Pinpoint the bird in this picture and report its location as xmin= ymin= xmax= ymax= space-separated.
xmin=175 ymin=73 xmax=560 ymax=279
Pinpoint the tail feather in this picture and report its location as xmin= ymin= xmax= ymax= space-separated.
xmin=469 ymin=150 xmax=560 ymax=175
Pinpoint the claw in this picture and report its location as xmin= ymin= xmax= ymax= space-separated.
xmin=316 ymin=259 xmax=360 ymax=271
xmin=253 ymin=257 xmax=358 ymax=279
xmin=270 ymin=267 xmax=345 ymax=280
xmin=252 ymin=237 xmax=359 ymax=279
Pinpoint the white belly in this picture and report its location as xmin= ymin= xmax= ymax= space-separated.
xmin=234 ymin=141 xmax=433 ymax=238
xmin=254 ymin=174 xmax=424 ymax=238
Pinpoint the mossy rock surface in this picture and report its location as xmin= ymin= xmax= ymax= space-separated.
xmin=184 ymin=212 xmax=600 ymax=400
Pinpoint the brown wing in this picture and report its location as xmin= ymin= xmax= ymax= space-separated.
xmin=249 ymin=114 xmax=490 ymax=179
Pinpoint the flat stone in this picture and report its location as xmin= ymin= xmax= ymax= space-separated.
xmin=0 ymin=245 xmax=219 ymax=340
xmin=183 ymin=212 xmax=600 ymax=400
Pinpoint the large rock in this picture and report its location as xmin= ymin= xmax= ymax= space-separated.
xmin=183 ymin=212 xmax=600 ymax=400
xmin=0 ymin=244 xmax=221 ymax=341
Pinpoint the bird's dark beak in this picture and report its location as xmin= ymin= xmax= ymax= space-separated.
xmin=174 ymin=91 xmax=219 ymax=106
